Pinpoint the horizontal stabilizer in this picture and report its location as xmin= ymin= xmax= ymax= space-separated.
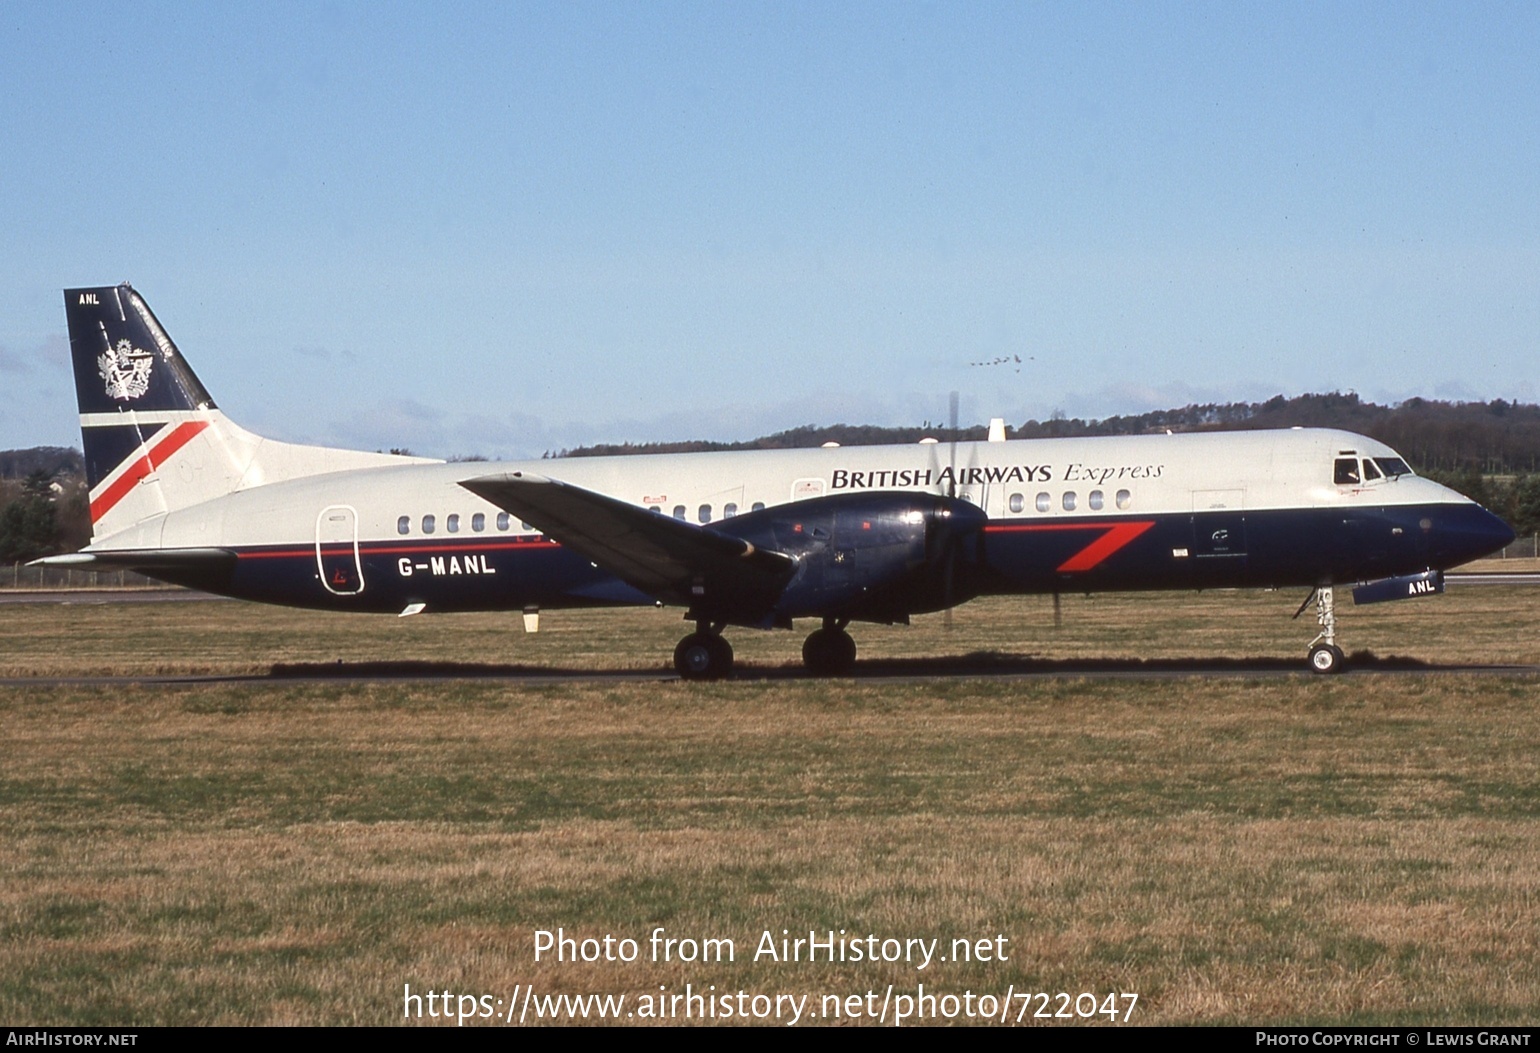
xmin=460 ymin=471 xmax=795 ymax=607
xmin=31 ymin=548 xmax=237 ymax=572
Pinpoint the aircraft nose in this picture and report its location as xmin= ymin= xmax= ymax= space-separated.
xmin=1426 ymin=503 xmax=1516 ymax=567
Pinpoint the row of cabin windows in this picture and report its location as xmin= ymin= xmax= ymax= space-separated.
xmin=1007 ymin=489 xmax=1133 ymax=514
xmin=397 ymin=488 xmax=1136 ymax=535
xmin=656 ymin=501 xmax=767 ymax=524
xmin=397 ymin=512 xmax=537 ymax=536
xmin=655 ymin=493 xmax=1133 ymax=524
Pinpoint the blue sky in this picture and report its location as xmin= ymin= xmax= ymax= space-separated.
xmin=2 ymin=2 xmax=1536 ymax=459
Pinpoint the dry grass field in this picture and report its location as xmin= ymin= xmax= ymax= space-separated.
xmin=1 ymin=565 xmax=1537 ymax=678
xmin=2 ymin=585 xmax=1538 ymax=1026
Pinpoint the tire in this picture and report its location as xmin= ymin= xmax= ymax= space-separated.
xmin=675 ymin=633 xmax=732 ymax=680
xmin=707 ymin=634 xmax=734 ymax=672
xmin=803 ymin=627 xmax=857 ymax=676
xmin=1308 ymin=643 xmax=1345 ymax=675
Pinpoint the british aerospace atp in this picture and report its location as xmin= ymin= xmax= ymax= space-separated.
xmin=40 ymin=284 xmax=1515 ymax=677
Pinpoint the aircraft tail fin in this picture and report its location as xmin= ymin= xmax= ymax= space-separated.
xmin=63 ymin=284 xmax=435 ymax=540
xmin=66 ymin=285 xmax=217 ymax=421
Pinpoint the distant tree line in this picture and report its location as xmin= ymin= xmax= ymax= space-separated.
xmin=0 ymin=446 xmax=82 ymax=479
xmin=552 ymin=393 xmax=1540 ymax=475
xmin=0 ymin=449 xmax=89 ymax=563
xmin=0 ymin=471 xmax=77 ymax=563
xmin=1010 ymin=393 xmax=1540 ymax=475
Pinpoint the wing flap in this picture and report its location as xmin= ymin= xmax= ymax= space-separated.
xmin=460 ymin=472 xmax=794 ymax=607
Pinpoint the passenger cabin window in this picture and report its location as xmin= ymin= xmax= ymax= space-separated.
xmin=1009 ymin=493 xmax=1024 ymax=514
xmin=1035 ymin=492 xmax=1051 ymax=513
xmin=724 ymin=503 xmax=738 ymax=518
xmin=1062 ymin=492 xmax=1077 ymax=512
xmin=496 ymin=512 xmax=510 ymax=531
xmin=422 ymin=514 xmax=436 ymax=534
xmin=1116 ymin=489 xmax=1132 ymax=510
xmin=397 ymin=515 xmax=410 ymax=535
xmin=447 ymin=514 xmax=460 ymax=533
xmin=648 ymin=505 xmax=661 ymax=513
xmin=1089 ymin=490 xmax=1104 ymax=511
xmin=472 ymin=513 xmax=485 ymax=532
xmin=752 ymin=502 xmax=766 ymax=512
xmin=1334 ymin=458 xmax=1361 ymax=485
xmin=699 ymin=504 xmax=712 ymax=523
xmin=673 ymin=505 xmax=687 ymax=520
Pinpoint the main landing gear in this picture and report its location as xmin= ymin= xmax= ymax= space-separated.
xmin=672 ymin=618 xmax=862 ymax=680
xmin=1303 ymin=585 xmax=1345 ymax=675
xmin=674 ymin=623 xmax=734 ymax=680
xmin=802 ymin=618 xmax=857 ymax=676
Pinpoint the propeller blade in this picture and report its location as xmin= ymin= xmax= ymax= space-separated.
xmin=942 ymin=545 xmax=955 ymax=631
xmin=948 ymin=390 xmax=959 ymax=499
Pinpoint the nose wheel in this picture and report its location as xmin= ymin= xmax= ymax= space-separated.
xmin=674 ymin=626 xmax=734 ymax=680
xmin=1309 ymin=642 xmax=1345 ymax=674
xmin=1302 ymin=585 xmax=1346 ymax=675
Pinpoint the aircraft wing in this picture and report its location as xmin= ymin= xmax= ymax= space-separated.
xmin=460 ymin=471 xmax=796 ymax=609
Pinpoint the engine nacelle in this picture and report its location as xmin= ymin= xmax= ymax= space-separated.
xmin=710 ymin=491 xmax=988 ymax=622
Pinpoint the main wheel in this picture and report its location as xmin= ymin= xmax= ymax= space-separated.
xmin=1308 ymin=643 xmax=1345 ymax=675
xmin=707 ymin=633 xmax=734 ymax=672
xmin=802 ymin=627 xmax=857 ymax=675
xmin=674 ymin=632 xmax=733 ymax=680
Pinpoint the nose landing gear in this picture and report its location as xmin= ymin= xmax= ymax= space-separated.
xmin=1300 ymin=585 xmax=1345 ymax=674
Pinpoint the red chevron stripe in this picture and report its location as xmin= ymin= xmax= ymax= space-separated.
xmin=984 ymin=520 xmax=1156 ymax=572
xmin=88 ymin=420 xmax=211 ymax=523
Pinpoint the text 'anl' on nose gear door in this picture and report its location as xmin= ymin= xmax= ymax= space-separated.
xmin=316 ymin=505 xmax=364 ymax=596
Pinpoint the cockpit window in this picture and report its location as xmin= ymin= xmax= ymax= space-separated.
xmin=1374 ymin=457 xmax=1412 ymax=478
xmin=1334 ymin=458 xmax=1360 ymax=485
xmin=1361 ymin=458 xmax=1383 ymax=481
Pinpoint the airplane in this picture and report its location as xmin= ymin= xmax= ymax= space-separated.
xmin=37 ymin=283 xmax=1516 ymax=678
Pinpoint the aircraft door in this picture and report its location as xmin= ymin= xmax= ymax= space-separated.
xmin=316 ymin=505 xmax=365 ymax=596
xmin=1190 ymin=489 xmax=1248 ymax=580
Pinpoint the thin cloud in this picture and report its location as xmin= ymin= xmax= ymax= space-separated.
xmin=0 ymin=334 xmax=69 ymax=375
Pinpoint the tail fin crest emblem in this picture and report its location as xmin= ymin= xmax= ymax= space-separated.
xmin=97 ymin=332 xmax=154 ymax=401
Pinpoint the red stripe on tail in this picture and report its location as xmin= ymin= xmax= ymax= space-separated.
xmin=88 ymin=420 xmax=211 ymax=524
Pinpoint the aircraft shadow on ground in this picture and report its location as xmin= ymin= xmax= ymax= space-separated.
xmin=264 ymin=650 xmax=1460 ymax=682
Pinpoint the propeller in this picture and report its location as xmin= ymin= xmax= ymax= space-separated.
xmin=947 ymin=390 xmax=960 ymax=499
xmin=944 ymin=390 xmax=959 ymax=629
